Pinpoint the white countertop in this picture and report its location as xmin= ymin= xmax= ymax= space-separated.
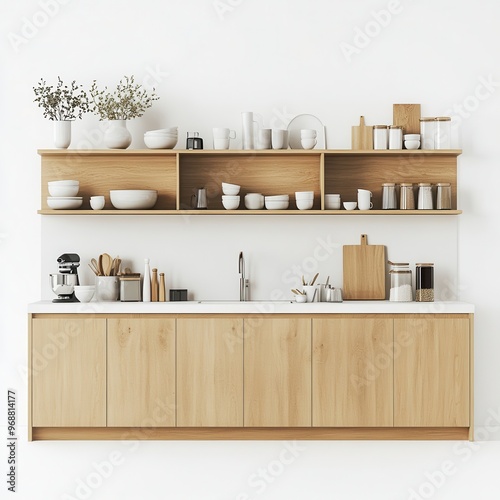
xmin=28 ymin=300 xmax=474 ymax=314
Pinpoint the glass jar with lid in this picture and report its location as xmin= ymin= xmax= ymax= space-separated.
xmin=419 ymin=117 xmax=435 ymax=149
xmin=417 ymin=183 xmax=433 ymax=210
xmin=435 ymin=117 xmax=451 ymax=149
xmin=416 ymin=263 xmax=434 ymax=302
xmin=389 ymin=261 xmax=413 ymax=302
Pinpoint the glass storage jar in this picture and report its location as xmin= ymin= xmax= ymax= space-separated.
xmin=416 ymin=263 xmax=434 ymax=302
xmin=419 ymin=117 xmax=435 ymax=149
xmin=417 ymin=183 xmax=433 ymax=210
xmin=389 ymin=262 xmax=413 ymax=302
xmin=435 ymin=117 xmax=451 ymax=149
xmin=399 ymin=183 xmax=415 ymax=209
xmin=382 ymin=183 xmax=397 ymax=209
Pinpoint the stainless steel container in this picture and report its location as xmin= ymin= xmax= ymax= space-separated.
xmin=399 ymin=183 xmax=415 ymax=209
xmin=436 ymin=182 xmax=452 ymax=209
xmin=382 ymin=183 xmax=397 ymax=209
xmin=50 ymin=273 xmax=78 ymax=297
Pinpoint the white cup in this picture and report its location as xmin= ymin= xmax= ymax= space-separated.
xmin=257 ymin=128 xmax=272 ymax=149
xmin=357 ymin=189 xmax=373 ymax=210
xmin=213 ymin=128 xmax=236 ymax=149
xmin=213 ymin=138 xmax=230 ymax=150
xmin=300 ymin=129 xmax=317 ymax=139
xmin=272 ymin=129 xmax=287 ymax=150
xmin=301 ymin=137 xmax=317 ymax=150
xmin=244 ymin=193 xmax=265 ymax=210
xmin=90 ymin=195 xmax=105 ymax=210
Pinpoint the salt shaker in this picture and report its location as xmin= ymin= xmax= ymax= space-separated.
xmin=436 ymin=182 xmax=452 ymax=209
xmin=417 ymin=183 xmax=433 ymax=210
xmin=382 ymin=183 xmax=397 ymax=209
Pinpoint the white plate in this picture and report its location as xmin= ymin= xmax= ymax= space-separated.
xmin=287 ymin=114 xmax=326 ymax=149
xmin=47 ymin=197 xmax=83 ymax=209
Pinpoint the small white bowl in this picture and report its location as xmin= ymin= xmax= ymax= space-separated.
xmin=295 ymin=294 xmax=307 ymax=303
xmin=296 ymin=199 xmax=314 ymax=210
xmin=222 ymin=196 xmax=240 ymax=210
xmin=110 ymin=190 xmax=158 ymax=210
xmin=265 ymin=195 xmax=289 ymax=201
xmin=90 ymin=196 xmax=105 ymax=210
xmin=74 ymin=285 xmax=95 ymax=303
xmin=404 ymin=140 xmax=420 ymax=150
xmin=222 ymin=182 xmax=240 ymax=195
xmin=48 ymin=184 xmax=79 ymax=197
xmin=146 ymin=127 xmax=178 ymax=134
xmin=343 ymin=201 xmax=357 ymax=211
xmin=244 ymin=193 xmax=264 ymax=210
xmin=265 ymin=199 xmax=289 ymax=210
xmin=48 ymin=180 xmax=79 ymax=186
xmin=295 ymin=191 xmax=314 ymax=200
xmin=404 ymin=134 xmax=420 ymax=141
xmin=47 ymin=197 xmax=83 ymax=210
xmin=144 ymin=135 xmax=178 ymax=149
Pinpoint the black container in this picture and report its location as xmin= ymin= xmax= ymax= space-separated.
xmin=416 ymin=263 xmax=434 ymax=302
xmin=186 ymin=132 xmax=203 ymax=150
xmin=170 ymin=289 xmax=188 ymax=301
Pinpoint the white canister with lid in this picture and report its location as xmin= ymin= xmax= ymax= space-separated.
xmin=388 ymin=126 xmax=403 ymax=149
xmin=417 ymin=183 xmax=433 ymax=210
xmin=373 ymin=125 xmax=388 ymax=150
xmin=420 ymin=117 xmax=435 ymax=149
xmin=435 ymin=117 xmax=451 ymax=149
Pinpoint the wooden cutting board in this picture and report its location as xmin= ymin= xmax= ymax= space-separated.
xmin=343 ymin=234 xmax=386 ymax=300
xmin=351 ymin=116 xmax=373 ymax=150
xmin=393 ymin=104 xmax=421 ymax=135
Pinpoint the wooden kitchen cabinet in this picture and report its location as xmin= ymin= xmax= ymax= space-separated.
xmin=31 ymin=317 xmax=106 ymax=427
xmin=244 ymin=317 xmax=311 ymax=427
xmin=394 ymin=316 xmax=470 ymax=427
xmin=38 ymin=149 xmax=462 ymax=215
xmin=177 ymin=318 xmax=243 ymax=427
xmin=312 ymin=317 xmax=394 ymax=427
xmin=107 ymin=318 xmax=176 ymax=427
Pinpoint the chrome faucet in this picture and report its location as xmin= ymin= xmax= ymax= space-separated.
xmin=239 ymin=251 xmax=249 ymax=301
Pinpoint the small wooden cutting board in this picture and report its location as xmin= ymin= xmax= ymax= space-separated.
xmin=351 ymin=116 xmax=373 ymax=150
xmin=393 ymin=104 xmax=421 ymax=135
xmin=343 ymin=234 xmax=386 ymax=300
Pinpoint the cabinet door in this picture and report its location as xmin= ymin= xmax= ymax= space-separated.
xmin=107 ymin=318 xmax=175 ymax=427
xmin=32 ymin=318 xmax=106 ymax=427
xmin=177 ymin=318 xmax=243 ymax=427
xmin=312 ymin=318 xmax=393 ymax=427
xmin=394 ymin=317 xmax=469 ymax=427
xmin=244 ymin=318 xmax=311 ymax=427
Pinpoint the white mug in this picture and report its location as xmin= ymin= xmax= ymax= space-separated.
xmin=272 ymin=129 xmax=287 ymax=150
xmin=213 ymin=127 xmax=236 ymax=139
xmin=301 ymin=137 xmax=317 ymax=150
xmin=257 ymin=128 xmax=272 ymax=149
xmin=357 ymin=189 xmax=373 ymax=210
xmin=300 ymin=129 xmax=317 ymax=139
xmin=90 ymin=195 xmax=105 ymax=210
xmin=213 ymin=138 xmax=230 ymax=150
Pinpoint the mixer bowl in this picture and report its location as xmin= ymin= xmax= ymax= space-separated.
xmin=50 ymin=273 xmax=78 ymax=296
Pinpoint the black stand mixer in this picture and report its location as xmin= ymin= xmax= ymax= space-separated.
xmin=49 ymin=253 xmax=80 ymax=303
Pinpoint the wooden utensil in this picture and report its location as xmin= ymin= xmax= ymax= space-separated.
xmin=351 ymin=116 xmax=373 ymax=150
xmin=91 ymin=258 xmax=101 ymax=276
xmin=101 ymin=253 xmax=113 ymax=276
xmin=393 ymin=104 xmax=421 ymax=135
xmin=88 ymin=262 xmax=99 ymax=275
xmin=310 ymin=272 xmax=319 ymax=286
xmin=343 ymin=234 xmax=386 ymax=300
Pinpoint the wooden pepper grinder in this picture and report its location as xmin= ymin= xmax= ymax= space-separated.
xmin=151 ymin=268 xmax=159 ymax=302
xmin=159 ymin=273 xmax=166 ymax=302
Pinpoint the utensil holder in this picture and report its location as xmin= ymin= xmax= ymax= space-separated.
xmin=95 ymin=276 xmax=120 ymax=301
xmin=303 ymin=285 xmax=319 ymax=302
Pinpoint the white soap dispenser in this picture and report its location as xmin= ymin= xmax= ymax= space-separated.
xmin=143 ymin=258 xmax=151 ymax=302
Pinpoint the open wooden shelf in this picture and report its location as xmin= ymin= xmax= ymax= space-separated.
xmin=38 ymin=149 xmax=462 ymax=216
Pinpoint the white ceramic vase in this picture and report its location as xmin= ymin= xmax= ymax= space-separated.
xmin=104 ymin=120 xmax=132 ymax=149
xmin=53 ymin=120 xmax=71 ymax=149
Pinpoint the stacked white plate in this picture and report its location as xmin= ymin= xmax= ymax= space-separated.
xmin=47 ymin=180 xmax=82 ymax=209
xmin=144 ymin=127 xmax=178 ymax=149
xmin=265 ymin=194 xmax=289 ymax=210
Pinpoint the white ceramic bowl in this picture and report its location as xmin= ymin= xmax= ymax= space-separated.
xmin=110 ymin=190 xmax=158 ymax=210
xmin=265 ymin=199 xmax=289 ymax=210
xmin=48 ymin=180 xmax=79 ymax=186
xmin=343 ymin=201 xmax=357 ymax=210
xmin=295 ymin=294 xmax=307 ymax=303
xmin=222 ymin=196 xmax=240 ymax=210
xmin=295 ymin=191 xmax=314 ymax=200
xmin=296 ymin=199 xmax=314 ymax=210
xmin=325 ymin=201 xmax=341 ymax=210
xmin=47 ymin=197 xmax=83 ymax=210
xmin=265 ymin=195 xmax=289 ymax=201
xmin=404 ymin=140 xmax=420 ymax=150
xmin=145 ymin=131 xmax=178 ymax=137
xmin=74 ymin=285 xmax=95 ymax=303
xmin=222 ymin=182 xmax=240 ymax=195
xmin=146 ymin=127 xmax=178 ymax=134
xmin=144 ymin=135 xmax=178 ymax=149
xmin=48 ymin=184 xmax=79 ymax=197
xmin=244 ymin=193 xmax=264 ymax=210
xmin=404 ymin=134 xmax=420 ymax=141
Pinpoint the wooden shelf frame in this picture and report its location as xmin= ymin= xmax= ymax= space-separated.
xmin=38 ymin=149 xmax=462 ymax=216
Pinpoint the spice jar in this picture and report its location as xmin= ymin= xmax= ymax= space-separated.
xmin=373 ymin=125 xmax=389 ymax=150
xmin=388 ymin=126 xmax=403 ymax=149
xmin=435 ymin=117 xmax=451 ymax=149
xmin=416 ymin=263 xmax=434 ymax=302
xmin=436 ymin=182 xmax=452 ymax=209
xmin=389 ymin=262 xmax=413 ymax=302
xmin=419 ymin=117 xmax=435 ymax=149
xmin=382 ymin=183 xmax=397 ymax=209
xmin=399 ymin=183 xmax=415 ymax=209
xmin=417 ymin=183 xmax=433 ymax=210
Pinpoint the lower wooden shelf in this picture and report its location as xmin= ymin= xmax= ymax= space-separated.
xmin=37 ymin=209 xmax=463 ymax=216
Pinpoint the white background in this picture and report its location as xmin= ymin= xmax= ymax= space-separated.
xmin=1 ymin=0 xmax=500 ymax=498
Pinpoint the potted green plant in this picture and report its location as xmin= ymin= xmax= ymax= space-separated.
xmin=33 ymin=77 xmax=89 ymax=149
xmin=89 ymin=75 xmax=159 ymax=149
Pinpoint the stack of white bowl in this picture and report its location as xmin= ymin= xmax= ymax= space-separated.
xmin=74 ymin=285 xmax=95 ymax=303
xmin=325 ymin=193 xmax=341 ymax=210
xmin=47 ymin=180 xmax=82 ymax=209
xmin=144 ymin=127 xmax=178 ymax=149
xmin=222 ymin=182 xmax=240 ymax=210
xmin=295 ymin=191 xmax=314 ymax=210
xmin=265 ymin=195 xmax=289 ymax=210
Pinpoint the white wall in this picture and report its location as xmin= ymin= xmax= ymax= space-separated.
xmin=2 ymin=0 xmax=500 ymax=498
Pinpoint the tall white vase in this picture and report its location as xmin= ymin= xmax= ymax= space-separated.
xmin=53 ymin=120 xmax=71 ymax=149
xmin=104 ymin=120 xmax=132 ymax=149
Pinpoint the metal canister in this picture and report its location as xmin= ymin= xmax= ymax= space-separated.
xmin=382 ymin=183 xmax=397 ymax=209
xmin=399 ymin=183 xmax=415 ymax=209
xmin=436 ymin=182 xmax=452 ymax=209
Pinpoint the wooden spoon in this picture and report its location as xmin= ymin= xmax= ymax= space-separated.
xmin=101 ymin=253 xmax=113 ymax=276
xmin=310 ymin=272 xmax=319 ymax=286
xmin=91 ymin=258 xmax=101 ymax=276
